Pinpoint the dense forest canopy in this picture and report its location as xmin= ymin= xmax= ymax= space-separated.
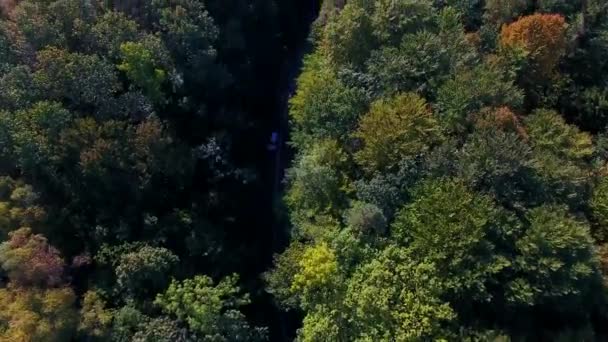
xmin=0 ymin=0 xmax=314 ymax=340
xmin=267 ymin=0 xmax=608 ymax=340
xmin=2 ymin=0 xmax=608 ymax=341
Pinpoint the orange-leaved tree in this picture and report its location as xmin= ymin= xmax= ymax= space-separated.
xmin=500 ymin=13 xmax=567 ymax=79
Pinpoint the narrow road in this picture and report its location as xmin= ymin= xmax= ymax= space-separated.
xmin=271 ymin=1 xmax=318 ymax=252
xmin=268 ymin=2 xmax=319 ymax=341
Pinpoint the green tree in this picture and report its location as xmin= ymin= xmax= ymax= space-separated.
xmin=118 ymin=41 xmax=168 ymax=103
xmin=33 ymin=47 xmax=120 ymax=113
xmin=436 ymin=59 xmax=524 ymax=132
xmin=289 ymin=52 xmax=367 ymax=147
xmin=484 ymin=0 xmax=531 ymax=26
xmin=321 ymin=2 xmax=375 ymax=68
xmin=0 ymin=177 xmax=46 ymax=240
xmin=508 ymin=206 xmax=601 ymax=311
xmin=155 ymin=274 xmax=266 ymax=341
xmin=370 ymin=0 xmax=436 ymax=46
xmin=392 ymin=178 xmax=515 ymax=301
xmin=366 ymin=8 xmax=477 ymax=99
xmin=354 ymin=93 xmax=442 ymax=172
xmin=344 ymin=201 xmax=387 ymax=236
xmin=454 ymin=124 xmax=540 ymax=207
xmin=524 ymin=109 xmax=593 ymax=208
xmin=591 ymin=177 xmax=608 ymax=241
xmin=286 ymin=140 xmax=350 ymax=224
xmin=344 ymin=246 xmax=456 ymax=341
xmin=115 ymin=245 xmax=179 ymax=300
xmin=90 ymin=11 xmax=140 ymax=59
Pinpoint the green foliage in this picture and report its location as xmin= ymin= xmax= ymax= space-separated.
xmin=155 ymin=274 xmax=266 ymax=341
xmin=484 ymin=0 xmax=531 ymax=26
xmin=344 ymin=201 xmax=387 ymax=236
xmin=118 ymin=41 xmax=168 ymax=103
xmin=392 ymin=178 xmax=513 ymax=300
xmin=364 ymin=7 xmax=475 ymax=98
xmin=0 ymin=177 xmax=46 ymax=240
xmin=286 ymin=140 xmax=350 ymax=222
xmin=537 ymin=0 xmax=583 ymax=16
xmin=91 ymin=11 xmax=140 ymax=59
xmin=454 ymin=125 xmax=539 ymax=206
xmin=525 ymin=109 xmax=593 ymax=207
xmin=289 ymin=52 xmax=367 ymax=146
xmin=508 ymin=206 xmax=600 ymax=309
xmin=322 ymin=2 xmax=375 ymax=68
xmin=345 ymin=246 xmax=456 ymax=341
xmin=0 ymin=101 xmax=72 ymax=171
xmin=115 ymin=245 xmax=179 ymax=299
xmin=0 ymin=66 xmax=37 ymax=112
xmin=525 ymin=109 xmax=593 ymax=161
xmin=12 ymin=1 xmax=67 ymax=50
xmin=157 ymin=0 xmax=219 ymax=87
xmin=279 ymin=0 xmax=608 ymax=339
xmin=132 ymin=317 xmax=186 ymax=342
xmin=354 ymin=93 xmax=443 ymax=172
xmin=370 ymin=0 xmax=436 ymax=45
xmin=291 ymin=243 xmax=340 ymax=308
xmin=110 ymin=305 xmax=149 ymax=342
xmin=591 ymin=178 xmax=608 ymax=241
xmin=436 ymin=60 xmax=524 ymax=131
xmin=264 ymin=243 xmax=305 ymax=309
xmin=33 ymin=47 xmax=120 ymax=112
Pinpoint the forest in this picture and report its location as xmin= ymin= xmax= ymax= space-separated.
xmin=1 ymin=0 xmax=608 ymax=341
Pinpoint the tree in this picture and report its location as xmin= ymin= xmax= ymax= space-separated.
xmin=291 ymin=243 xmax=340 ymax=309
xmin=484 ymin=0 xmax=531 ymax=26
xmin=155 ymin=274 xmax=267 ymax=341
xmin=344 ymin=201 xmax=387 ymax=236
xmin=500 ymin=14 xmax=567 ymax=80
xmin=370 ymin=0 xmax=436 ymax=46
xmin=344 ymin=246 xmax=456 ymax=341
xmin=33 ymin=47 xmax=120 ymax=114
xmin=11 ymin=0 xmax=67 ymax=50
xmin=537 ymin=0 xmax=583 ymax=16
xmin=508 ymin=206 xmax=601 ymax=312
xmin=132 ymin=317 xmax=188 ymax=342
xmin=289 ymin=52 xmax=367 ymax=147
xmin=364 ymin=6 xmax=475 ymax=98
xmin=0 ymin=101 xmax=72 ymax=174
xmin=0 ymin=286 xmax=78 ymax=342
xmin=435 ymin=59 xmax=524 ymax=132
xmin=589 ymin=177 xmax=608 ymax=241
xmin=0 ymin=227 xmax=65 ymax=287
xmin=0 ymin=177 xmax=46 ymax=240
xmin=285 ymin=140 xmax=350 ymax=223
xmin=115 ymin=245 xmax=179 ymax=300
xmin=90 ymin=11 xmax=140 ymax=59
xmin=118 ymin=41 xmax=168 ymax=104
xmin=524 ymin=109 xmax=593 ymax=208
xmin=455 ymin=126 xmax=540 ymax=207
xmin=79 ymin=290 xmax=113 ymax=340
xmin=392 ymin=178 xmax=515 ymax=302
xmin=156 ymin=0 xmax=220 ymax=89
xmin=321 ymin=2 xmax=375 ymax=68
xmin=354 ymin=93 xmax=442 ymax=172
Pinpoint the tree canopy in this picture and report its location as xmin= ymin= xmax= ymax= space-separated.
xmin=270 ymin=0 xmax=608 ymax=340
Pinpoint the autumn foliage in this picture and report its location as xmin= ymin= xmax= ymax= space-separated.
xmin=0 ymin=227 xmax=65 ymax=287
xmin=500 ymin=14 xmax=567 ymax=78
